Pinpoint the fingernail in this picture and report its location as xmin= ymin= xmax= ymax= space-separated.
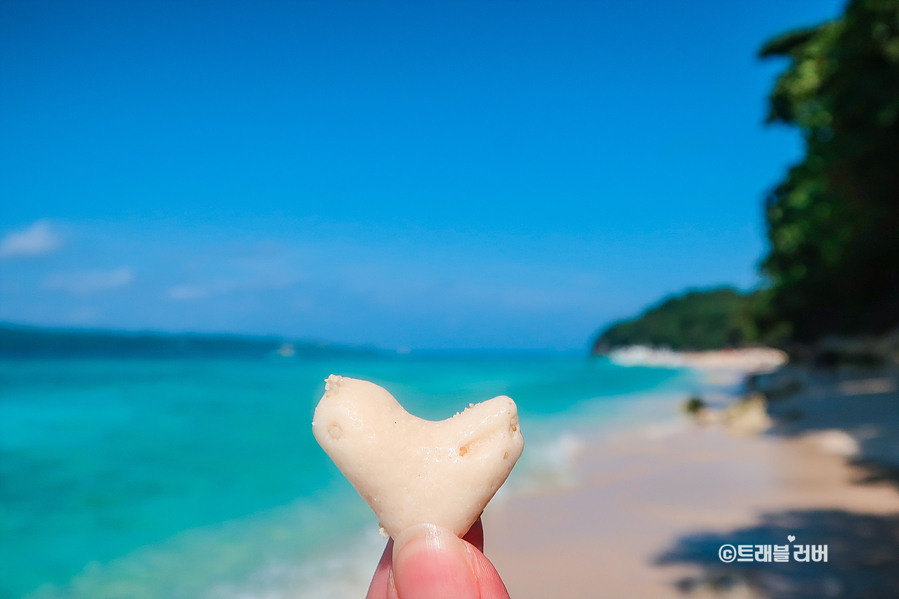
xmin=392 ymin=524 xmax=478 ymax=599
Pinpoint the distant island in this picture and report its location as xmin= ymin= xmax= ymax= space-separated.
xmin=592 ymin=287 xmax=761 ymax=354
xmin=0 ymin=323 xmax=379 ymax=359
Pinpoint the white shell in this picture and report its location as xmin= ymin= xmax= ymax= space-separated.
xmin=312 ymin=375 xmax=524 ymax=538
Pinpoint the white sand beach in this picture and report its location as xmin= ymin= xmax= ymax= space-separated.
xmin=484 ymin=351 xmax=899 ymax=598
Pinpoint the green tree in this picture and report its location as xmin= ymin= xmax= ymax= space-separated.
xmin=593 ymin=287 xmax=760 ymax=352
xmin=758 ymin=0 xmax=899 ymax=341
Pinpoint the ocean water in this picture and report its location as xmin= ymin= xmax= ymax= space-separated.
xmin=0 ymin=354 xmax=695 ymax=599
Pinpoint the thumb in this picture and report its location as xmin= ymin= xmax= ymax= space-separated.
xmin=389 ymin=523 xmax=479 ymax=599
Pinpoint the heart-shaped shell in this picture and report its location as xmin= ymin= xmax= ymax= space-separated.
xmin=312 ymin=375 xmax=524 ymax=538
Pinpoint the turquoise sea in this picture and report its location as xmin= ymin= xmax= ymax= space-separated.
xmin=0 ymin=354 xmax=695 ymax=599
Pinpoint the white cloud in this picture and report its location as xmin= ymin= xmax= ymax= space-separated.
xmin=166 ymin=284 xmax=209 ymax=301
xmin=165 ymin=265 xmax=304 ymax=302
xmin=43 ymin=267 xmax=134 ymax=294
xmin=0 ymin=220 xmax=63 ymax=257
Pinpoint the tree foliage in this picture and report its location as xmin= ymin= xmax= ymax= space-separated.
xmin=593 ymin=287 xmax=760 ymax=352
xmin=758 ymin=0 xmax=899 ymax=341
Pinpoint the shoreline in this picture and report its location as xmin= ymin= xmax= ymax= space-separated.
xmin=607 ymin=346 xmax=788 ymax=385
xmin=485 ymin=350 xmax=899 ymax=598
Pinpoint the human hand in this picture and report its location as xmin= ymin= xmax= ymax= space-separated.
xmin=365 ymin=518 xmax=512 ymax=599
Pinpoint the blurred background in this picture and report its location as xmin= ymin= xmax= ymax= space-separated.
xmin=2 ymin=1 xmax=898 ymax=598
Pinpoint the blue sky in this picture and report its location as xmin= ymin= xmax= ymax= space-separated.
xmin=0 ymin=0 xmax=844 ymax=350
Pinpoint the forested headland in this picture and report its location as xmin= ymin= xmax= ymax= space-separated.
xmin=595 ymin=0 xmax=899 ymax=356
